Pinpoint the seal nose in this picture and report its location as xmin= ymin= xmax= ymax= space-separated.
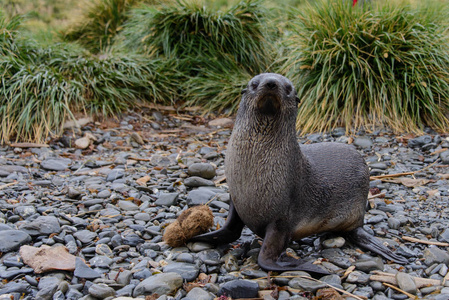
xmin=265 ymin=78 xmax=278 ymax=90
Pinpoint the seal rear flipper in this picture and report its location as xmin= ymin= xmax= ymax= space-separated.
xmin=258 ymin=222 xmax=330 ymax=275
xmin=188 ymin=201 xmax=244 ymax=245
xmin=345 ymin=227 xmax=408 ymax=264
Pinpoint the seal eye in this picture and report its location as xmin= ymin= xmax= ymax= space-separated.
xmin=251 ymin=80 xmax=259 ymax=90
xmin=285 ymin=84 xmax=292 ymax=94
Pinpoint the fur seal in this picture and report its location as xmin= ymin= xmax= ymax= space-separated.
xmin=190 ymin=73 xmax=407 ymax=274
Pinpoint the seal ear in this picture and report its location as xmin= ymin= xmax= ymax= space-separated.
xmin=296 ymin=96 xmax=300 ymax=103
xmin=241 ymin=88 xmax=248 ymax=95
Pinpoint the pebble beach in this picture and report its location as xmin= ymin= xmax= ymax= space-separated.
xmin=1 ymin=110 xmax=449 ymax=300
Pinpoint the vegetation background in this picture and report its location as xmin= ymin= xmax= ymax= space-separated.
xmin=1 ymin=0 xmax=449 ymax=143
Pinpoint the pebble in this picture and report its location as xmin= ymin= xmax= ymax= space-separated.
xmin=218 ymin=279 xmax=259 ymax=298
xmin=289 ymin=277 xmax=326 ymax=292
xmin=162 ymin=262 xmax=199 ymax=282
xmin=0 ymin=230 xmax=32 ymax=252
xmin=155 ymin=192 xmax=179 ymax=206
xmin=0 ymin=114 xmax=447 ymax=299
xmin=396 ymin=272 xmax=417 ymax=295
xmin=185 ymin=287 xmax=215 ymax=300
xmin=88 ymin=283 xmax=116 ymax=298
xmin=74 ymin=257 xmax=101 ymax=279
xmin=322 ymin=236 xmax=345 ymax=248
xmin=18 ymin=216 xmax=61 ymax=236
xmin=132 ymin=272 xmax=183 ymax=297
xmin=353 ymin=136 xmax=373 ymax=148
xmin=188 ymin=163 xmax=216 ymax=179
xmin=40 ymin=158 xmax=71 ymax=171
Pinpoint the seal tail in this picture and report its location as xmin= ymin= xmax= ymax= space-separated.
xmin=345 ymin=227 xmax=408 ymax=264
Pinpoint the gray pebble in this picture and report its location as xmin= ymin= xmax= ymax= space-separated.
xmin=163 ymin=262 xmax=199 ymax=282
xmin=88 ymin=283 xmax=115 ymax=299
xmin=396 ymin=272 xmax=417 ymax=295
xmin=218 ymin=279 xmax=259 ymax=299
xmin=0 ymin=230 xmax=31 ymax=252
xmin=188 ymin=163 xmax=216 ymax=179
xmin=133 ymin=272 xmax=183 ymax=297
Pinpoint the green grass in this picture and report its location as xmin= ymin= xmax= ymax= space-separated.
xmin=2 ymin=0 xmax=449 ymax=143
xmin=183 ymin=54 xmax=254 ymax=114
xmin=63 ymin=0 xmax=156 ymax=53
xmin=0 ymin=12 xmax=177 ymax=143
xmin=116 ymin=0 xmax=275 ymax=71
xmin=281 ymin=0 xmax=449 ymax=134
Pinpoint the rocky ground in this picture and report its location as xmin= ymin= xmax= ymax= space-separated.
xmin=0 ymin=109 xmax=449 ymax=300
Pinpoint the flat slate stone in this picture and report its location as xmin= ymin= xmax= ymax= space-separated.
xmin=18 ymin=216 xmax=61 ymax=236
xmin=40 ymin=158 xmax=71 ymax=171
xmin=74 ymin=257 xmax=101 ymax=279
xmin=133 ymin=272 xmax=183 ymax=297
xmin=0 ymin=230 xmax=32 ymax=252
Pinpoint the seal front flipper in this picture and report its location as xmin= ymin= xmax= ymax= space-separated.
xmin=258 ymin=222 xmax=330 ymax=275
xmin=345 ymin=227 xmax=408 ymax=264
xmin=188 ymin=201 xmax=244 ymax=245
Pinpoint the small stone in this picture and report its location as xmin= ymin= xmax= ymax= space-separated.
xmin=186 ymin=188 xmax=217 ymax=205
xmin=320 ymin=274 xmax=343 ymax=289
xmin=41 ymin=158 xmax=71 ymax=171
xmin=423 ymin=247 xmax=449 ymax=266
xmin=96 ymin=244 xmax=113 ymax=258
xmin=345 ymin=271 xmax=370 ymax=284
xmin=19 ymin=216 xmax=61 ymax=236
xmin=132 ymin=272 xmax=183 ymax=297
xmin=75 ymin=136 xmax=91 ymax=149
xmin=188 ymin=163 xmax=216 ymax=179
xmin=198 ymin=249 xmax=221 ymax=265
xmin=353 ymin=137 xmax=373 ymax=148
xmin=388 ymin=217 xmax=401 ymax=230
xmin=74 ymin=257 xmax=101 ymax=279
xmin=0 ymin=230 xmax=31 ymax=252
xmin=396 ymin=272 xmax=417 ymax=295
xmin=117 ymin=200 xmax=139 ymax=211
xmin=88 ymin=283 xmax=116 ymax=299
xmin=354 ymin=257 xmax=384 ymax=273
xmin=155 ymin=193 xmax=179 ymax=206
xmin=322 ymin=237 xmax=345 ymax=248
xmin=369 ymin=162 xmax=388 ymax=170
xmin=116 ymin=270 xmax=132 ymax=285
xmin=218 ymin=279 xmax=259 ymax=299
xmin=0 ymin=282 xmax=29 ymax=295
xmin=14 ymin=206 xmax=36 ymax=219
xmin=185 ymin=287 xmax=214 ymax=300
xmin=408 ymin=135 xmax=432 ymax=147
xmin=163 ymin=262 xmax=199 ymax=282
xmin=67 ymin=187 xmax=83 ymax=199
xmin=184 ymin=176 xmax=215 ymax=187
xmin=19 ymin=245 xmax=76 ymax=273
xmin=74 ymin=230 xmax=98 ymax=244
xmin=440 ymin=150 xmax=449 ymax=164
xmin=289 ymin=277 xmax=326 ymax=292
xmin=107 ymin=169 xmax=125 ymax=181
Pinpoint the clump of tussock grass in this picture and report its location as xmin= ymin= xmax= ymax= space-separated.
xmin=115 ymin=0 xmax=276 ymax=113
xmin=281 ymin=0 xmax=449 ymax=134
xmin=1 ymin=12 xmax=177 ymax=143
xmin=183 ymin=54 xmax=254 ymax=114
xmin=63 ymin=0 xmax=153 ymax=53
xmin=117 ymin=0 xmax=274 ymax=73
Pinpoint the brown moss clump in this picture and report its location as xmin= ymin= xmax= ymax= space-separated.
xmin=163 ymin=205 xmax=214 ymax=247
